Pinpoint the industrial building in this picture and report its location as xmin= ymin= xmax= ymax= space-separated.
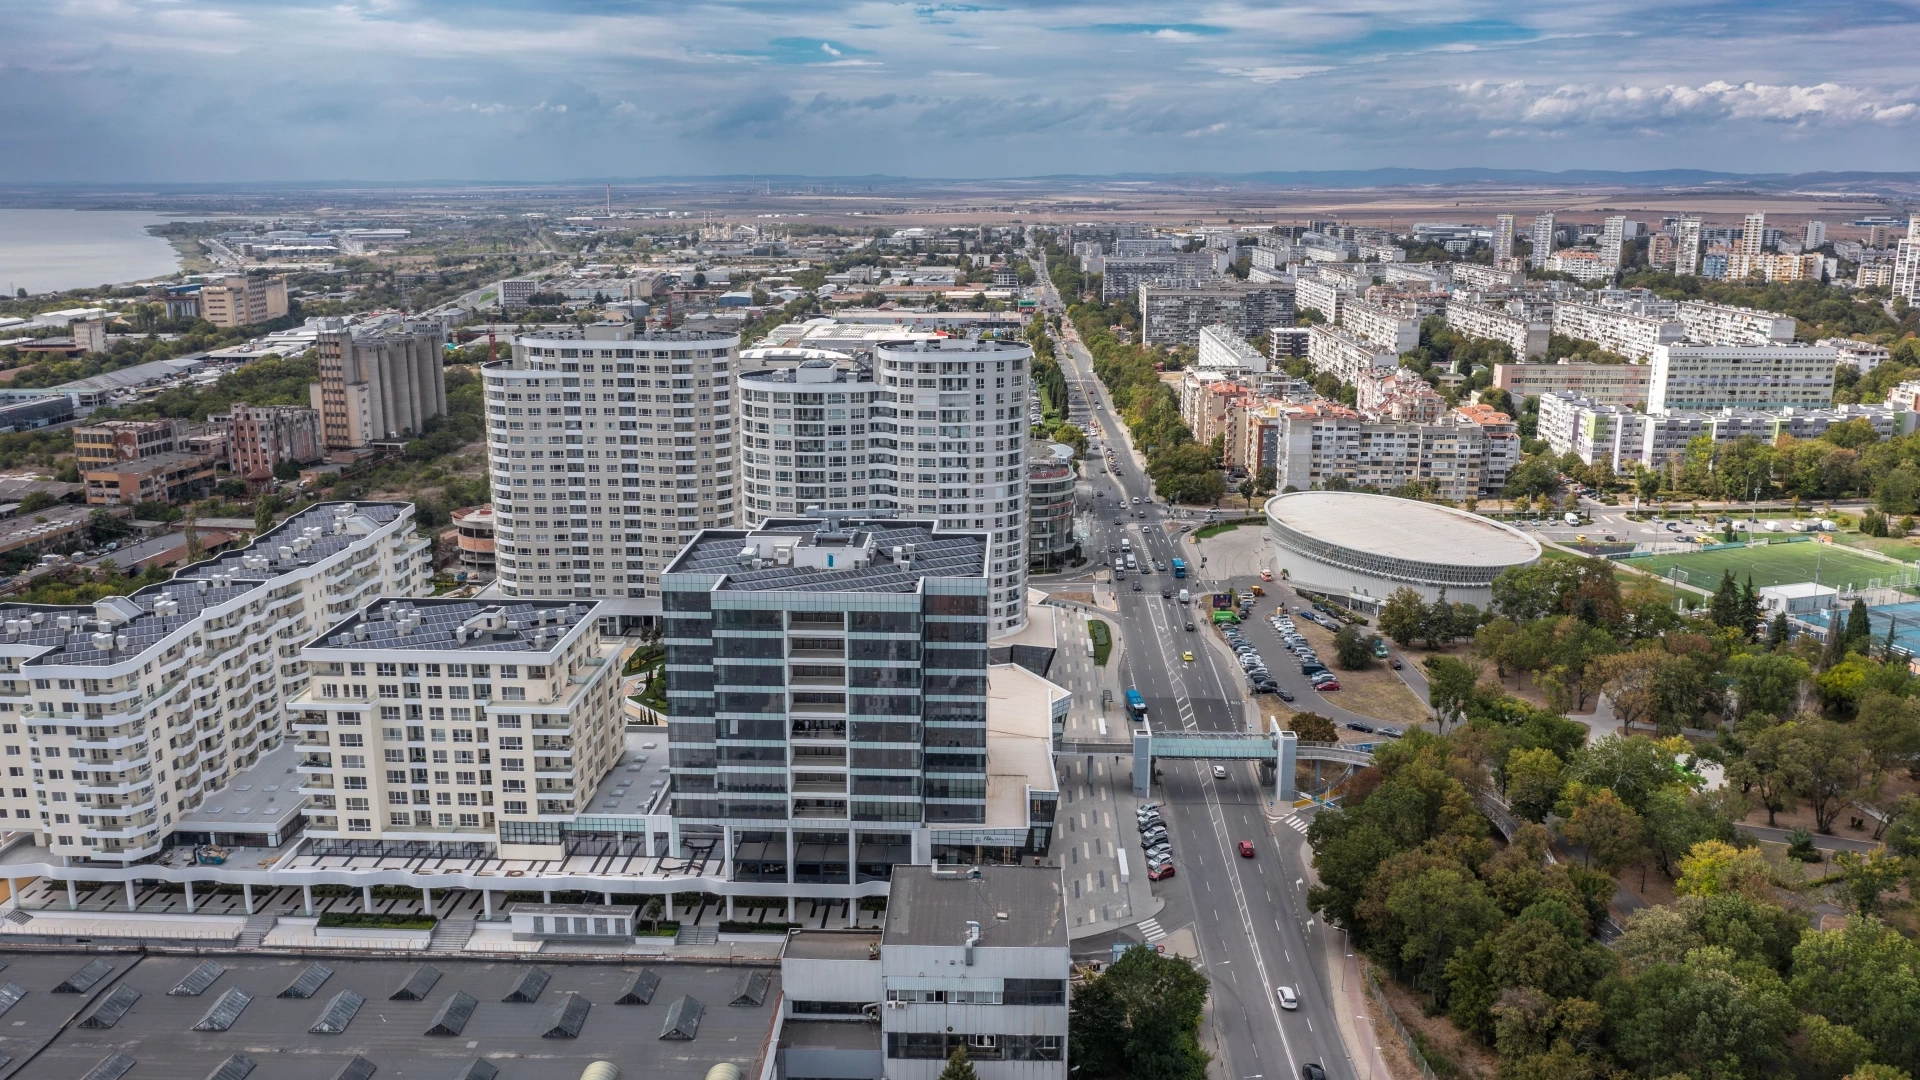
xmin=314 ymin=322 xmax=449 ymax=451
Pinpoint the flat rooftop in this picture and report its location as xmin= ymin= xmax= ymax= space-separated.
xmin=0 ymin=951 xmax=774 ymax=1080
xmin=884 ymin=865 xmax=1067 ymax=951
xmin=1266 ymin=490 xmax=1540 ymax=569
xmin=984 ymin=664 xmax=1064 ymax=829
xmin=169 ymin=740 xmax=304 ymax=837
xmin=1 ymin=502 xmax=406 ymax=668
xmin=309 ymin=597 xmax=596 ymax=653
xmin=668 ymin=519 xmax=986 ymax=594
xmin=784 ymin=929 xmax=882 ymax=961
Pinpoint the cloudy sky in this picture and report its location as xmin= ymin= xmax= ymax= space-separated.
xmin=3 ymin=0 xmax=1917 ymax=182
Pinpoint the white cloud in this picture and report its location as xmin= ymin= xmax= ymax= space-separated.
xmin=1455 ymin=79 xmax=1920 ymax=129
xmin=1215 ymin=64 xmax=1332 ymax=84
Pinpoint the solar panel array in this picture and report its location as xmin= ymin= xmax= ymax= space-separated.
xmin=7 ymin=502 xmax=403 ymax=668
xmin=543 ymin=993 xmax=591 ymax=1039
xmin=615 ymin=969 xmax=661 ymax=1005
xmin=455 ymin=1061 xmax=501 ymax=1080
xmin=660 ymin=995 xmax=704 ymax=1040
xmin=279 ymin=962 xmax=333 ymax=999
xmin=332 ymin=1056 xmax=378 ymax=1080
xmin=318 ymin=599 xmax=593 ymax=653
xmin=671 ymin=522 xmax=986 ymax=594
xmin=729 ymin=971 xmax=771 ymax=1007
xmin=0 ymin=982 xmax=24 ymax=1017
xmin=503 ymin=967 xmax=550 ymax=1004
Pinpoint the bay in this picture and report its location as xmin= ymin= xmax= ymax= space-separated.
xmin=0 ymin=209 xmax=194 ymax=296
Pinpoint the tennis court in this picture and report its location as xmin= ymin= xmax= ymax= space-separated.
xmin=1803 ymin=599 xmax=1920 ymax=658
xmin=1623 ymin=540 xmax=1915 ymax=592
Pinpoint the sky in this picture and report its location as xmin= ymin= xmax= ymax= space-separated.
xmin=3 ymin=0 xmax=1919 ymax=182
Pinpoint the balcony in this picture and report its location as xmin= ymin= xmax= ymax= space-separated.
xmin=790 ymin=721 xmax=846 ymax=742
xmin=791 ymin=777 xmax=848 ymax=794
xmin=791 ymin=800 xmax=849 ymax=819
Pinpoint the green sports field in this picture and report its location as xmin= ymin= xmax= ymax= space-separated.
xmin=1622 ymin=541 xmax=1916 ymax=592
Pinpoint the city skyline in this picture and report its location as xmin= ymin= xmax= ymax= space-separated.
xmin=3 ymin=1 xmax=1917 ymax=183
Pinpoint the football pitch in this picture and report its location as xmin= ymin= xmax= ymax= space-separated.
xmin=1622 ymin=541 xmax=1915 ymax=592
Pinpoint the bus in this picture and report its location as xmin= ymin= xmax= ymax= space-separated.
xmin=1170 ymin=558 xmax=1187 ymax=578
xmin=1125 ymin=688 xmax=1147 ymax=720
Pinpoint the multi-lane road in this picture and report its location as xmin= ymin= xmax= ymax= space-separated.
xmin=1030 ymin=259 xmax=1360 ymax=1080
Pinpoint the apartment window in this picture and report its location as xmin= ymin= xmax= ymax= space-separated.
xmin=459 ymin=813 xmax=481 ymax=828
xmin=347 ymin=818 xmax=371 ymax=832
xmin=390 ymin=812 xmax=410 ymax=827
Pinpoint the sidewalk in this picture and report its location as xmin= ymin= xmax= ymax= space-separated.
xmin=1298 ymin=832 xmax=1394 ymax=1080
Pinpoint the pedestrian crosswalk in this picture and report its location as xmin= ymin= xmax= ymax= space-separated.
xmin=1283 ymin=815 xmax=1310 ymax=834
xmin=1136 ymin=918 xmax=1167 ymax=943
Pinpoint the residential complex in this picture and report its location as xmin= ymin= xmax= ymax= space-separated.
xmin=0 ymin=501 xmax=431 ymax=865
xmin=737 ymin=356 xmax=880 ymax=529
xmin=1294 ymin=276 xmax=1348 ymax=323
xmin=1539 ymin=392 xmax=1911 ymax=471
xmin=1137 ymin=281 xmax=1294 ymax=348
xmin=1306 ymin=324 xmax=1397 ymax=385
xmin=1647 ymin=342 xmax=1837 ymax=413
xmin=1673 ymin=300 xmax=1796 ymax=346
xmin=1099 ymin=251 xmax=1221 ymax=302
xmin=290 ymin=596 xmax=625 ymax=854
xmin=1892 ymin=216 xmax=1920 ymax=305
xmin=1550 ymin=299 xmax=1682 ymax=361
xmin=485 ymin=325 xmax=740 ymax=617
xmin=1528 ymin=213 xmax=1556 ymax=270
xmin=1675 ymin=218 xmax=1703 ymax=276
xmin=1027 ymin=442 xmax=1076 ymax=571
xmin=314 ymin=322 xmax=449 ymax=451
xmin=1492 ymin=361 xmax=1652 ymax=408
xmin=1270 ymin=402 xmax=1500 ymax=502
xmin=1341 ymin=297 xmax=1422 ymax=354
xmin=1444 ymin=298 xmax=1549 ymax=359
xmin=1196 ymin=324 xmax=1269 ymax=372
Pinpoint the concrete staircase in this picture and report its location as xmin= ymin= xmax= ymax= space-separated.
xmin=429 ymin=916 xmax=477 ymax=953
xmin=237 ymin=912 xmax=275 ymax=947
xmin=676 ymin=925 xmax=718 ymax=946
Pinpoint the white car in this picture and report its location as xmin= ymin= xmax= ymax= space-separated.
xmin=1276 ymin=986 xmax=1299 ymax=1010
xmin=1211 ymin=765 xmax=1228 ymax=779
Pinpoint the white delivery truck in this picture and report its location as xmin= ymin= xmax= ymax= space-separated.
xmin=1177 ymin=589 xmax=1190 ymax=604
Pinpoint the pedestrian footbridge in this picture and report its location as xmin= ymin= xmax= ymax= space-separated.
xmin=1054 ymin=730 xmax=1372 ymax=801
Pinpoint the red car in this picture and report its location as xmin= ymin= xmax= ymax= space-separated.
xmin=1314 ymin=680 xmax=1341 ymax=692
xmin=1148 ymin=863 xmax=1176 ymax=880
xmin=1238 ymin=840 xmax=1256 ymax=858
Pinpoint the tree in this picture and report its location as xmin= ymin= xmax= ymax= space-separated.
xmin=1834 ymin=849 xmax=1908 ymax=916
xmin=1857 ymin=689 xmax=1920 ymax=791
xmin=1710 ymin=570 xmax=1744 ymax=630
xmin=1379 ymin=586 xmax=1427 ymax=646
xmin=1332 ymin=625 xmax=1376 ymax=670
xmin=1567 ymin=734 xmax=1692 ymax=815
xmin=1382 ymin=865 xmax=1505 ymax=991
xmin=1728 ymin=721 xmax=1808 ymax=827
xmin=17 ymin=491 xmax=58 ymax=514
xmin=1560 ymin=788 xmax=1644 ymax=876
xmin=1601 ymin=952 xmax=1797 ymax=1080
xmin=1641 ymin=786 xmax=1743 ymax=879
xmin=938 ymin=1046 xmax=978 ymax=1080
xmin=1799 ymin=718 xmax=1871 ymax=833
xmin=1590 ymin=649 xmax=1663 ymax=733
xmin=1675 ymin=839 xmax=1772 ymax=898
xmin=83 ymin=508 xmax=132 ymax=544
xmin=1423 ymin=586 xmax=1458 ymax=648
xmin=1285 ymin=712 xmax=1338 ymax=743
xmin=1791 ymin=917 xmax=1920 ymax=1074
xmin=1846 ymin=598 xmax=1875 ymax=654
xmin=1424 ymin=656 xmax=1481 ymax=734
xmin=1505 ymin=747 xmax=1565 ymax=822
xmin=1069 ymin=947 xmax=1211 ymax=1080
xmin=1726 ymin=651 xmax=1810 ymax=722
xmin=1768 ymin=612 xmax=1790 ymax=649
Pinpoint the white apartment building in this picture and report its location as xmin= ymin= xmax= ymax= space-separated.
xmin=1342 ymin=298 xmax=1422 ymax=354
xmin=1445 ymin=298 xmax=1549 ymax=359
xmin=737 ymin=357 xmax=881 ymax=528
xmin=1493 ymin=361 xmax=1652 ymax=407
xmin=1528 ymin=213 xmax=1556 ymax=270
xmin=0 ymin=501 xmax=431 ymax=866
xmin=1541 ymin=390 xmax=1910 ymax=471
xmin=1450 ymin=263 xmax=1526 ymax=290
xmin=1647 ymin=342 xmax=1838 ymax=413
xmin=290 ymin=597 xmax=624 ymax=857
xmin=1893 ymin=217 xmax=1920 ymax=305
xmin=871 ymin=337 xmax=1034 ymax=635
xmin=1551 ymin=299 xmax=1683 ymax=361
xmin=1675 ymin=219 xmax=1703 ymax=277
xmin=1599 ymin=216 xmax=1628 ymax=268
xmin=1197 ymin=324 xmax=1270 ymax=372
xmin=1294 ymin=276 xmax=1348 ymax=323
xmin=1820 ymin=338 xmax=1893 ymax=373
xmin=1675 ymin=300 xmax=1796 ymax=345
xmin=487 ymin=327 xmax=740 ymax=621
xmin=1273 ymin=405 xmax=1487 ymax=502
xmin=1307 ymin=325 xmax=1398 ymax=386
xmin=1493 ymin=214 xmax=1515 ymax=265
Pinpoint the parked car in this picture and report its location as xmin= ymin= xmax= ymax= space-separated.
xmin=1276 ymin=688 xmax=1295 ymax=702
xmin=1378 ymin=725 xmax=1403 ymax=738
xmin=1346 ymin=720 xmax=1375 ymax=733
xmin=1148 ymin=863 xmax=1176 ymax=881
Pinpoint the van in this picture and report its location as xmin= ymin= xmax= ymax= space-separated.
xmin=1120 ymin=538 xmax=1132 ymax=552
xmin=1126 ymin=555 xmax=1137 ymax=571
xmin=1177 ymin=589 xmax=1190 ymax=604
xmin=1564 ymin=512 xmax=1580 ymax=526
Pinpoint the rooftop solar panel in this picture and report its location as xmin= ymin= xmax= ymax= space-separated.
xmin=280 ymin=962 xmax=333 ymax=999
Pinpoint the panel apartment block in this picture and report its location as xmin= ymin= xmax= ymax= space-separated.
xmin=1492 ymin=361 xmax=1651 ymax=407
xmin=1138 ymin=281 xmax=1294 ymax=349
xmin=1306 ymin=325 xmax=1397 ymax=386
xmin=1647 ymin=343 xmax=1838 ymax=414
xmin=290 ymin=597 xmax=624 ymax=859
xmin=1673 ymin=300 xmax=1797 ymax=346
xmin=73 ymin=419 xmax=190 ymax=470
xmin=229 ymin=404 xmax=322 ymax=480
xmin=199 ymin=276 xmax=288 ymax=329
xmin=485 ymin=328 xmax=739 ymax=618
xmin=314 ymin=324 xmax=448 ymax=450
xmin=0 ymin=502 xmax=430 ymax=865
xmin=1445 ymin=299 xmax=1549 ymax=360
xmin=1341 ymin=298 xmax=1421 ymax=354
xmin=1550 ymin=300 xmax=1683 ymax=362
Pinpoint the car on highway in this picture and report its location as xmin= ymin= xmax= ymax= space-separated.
xmin=1132 ymin=581 xmax=1143 ymax=591
xmin=1276 ymin=986 xmax=1299 ymax=1010
xmin=1185 ymin=621 xmax=1195 ymax=631
xmin=1211 ymin=764 xmax=1228 ymax=779
xmin=1302 ymin=1064 xmax=1327 ymax=1080
xmin=1238 ymin=840 xmax=1256 ymax=858
xmin=1147 ymin=863 xmax=1176 ymax=881
xmin=1162 ymin=588 xmax=1173 ymax=598
xmin=1182 ymin=651 xmax=1194 ymax=662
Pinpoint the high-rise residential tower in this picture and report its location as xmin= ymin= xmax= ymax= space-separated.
xmin=737 ymin=355 xmax=881 ymax=528
xmin=870 ymin=337 xmax=1033 ymax=635
xmin=1492 ymin=214 xmax=1515 ymax=267
xmin=1894 ymin=216 xmax=1920 ymax=306
xmin=1675 ymin=218 xmax=1703 ymax=276
xmin=1528 ymin=213 xmax=1556 ymax=270
xmin=484 ymin=326 xmax=739 ymax=620
xmin=1599 ymin=215 xmax=1628 ymax=268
